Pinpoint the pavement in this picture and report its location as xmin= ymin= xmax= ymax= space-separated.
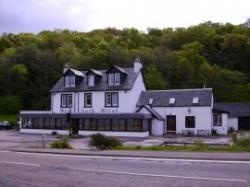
xmin=10 ymin=148 xmax=250 ymax=161
xmin=1 ymin=150 xmax=250 ymax=187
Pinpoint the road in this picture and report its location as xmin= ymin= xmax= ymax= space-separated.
xmin=0 ymin=151 xmax=249 ymax=187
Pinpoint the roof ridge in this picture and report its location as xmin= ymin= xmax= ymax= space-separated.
xmin=146 ymin=88 xmax=213 ymax=92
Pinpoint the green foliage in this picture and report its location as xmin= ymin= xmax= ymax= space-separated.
xmin=236 ymin=137 xmax=250 ymax=147
xmin=89 ymin=133 xmax=122 ymax=150
xmin=50 ymin=138 xmax=72 ymax=149
xmin=145 ymin=64 xmax=168 ymax=89
xmin=0 ymin=96 xmax=22 ymax=114
xmin=0 ymin=21 xmax=250 ymax=111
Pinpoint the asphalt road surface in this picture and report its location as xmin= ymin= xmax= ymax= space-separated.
xmin=0 ymin=151 xmax=249 ymax=187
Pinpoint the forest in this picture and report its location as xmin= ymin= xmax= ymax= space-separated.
xmin=0 ymin=21 xmax=250 ymax=114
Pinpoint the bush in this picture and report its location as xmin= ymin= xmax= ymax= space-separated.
xmin=50 ymin=138 xmax=72 ymax=149
xmin=236 ymin=137 xmax=250 ymax=147
xmin=89 ymin=133 xmax=122 ymax=150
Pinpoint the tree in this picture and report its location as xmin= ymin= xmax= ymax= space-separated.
xmin=145 ymin=64 xmax=168 ymax=90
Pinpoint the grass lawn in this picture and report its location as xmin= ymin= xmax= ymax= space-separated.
xmin=0 ymin=114 xmax=18 ymax=123
xmin=114 ymin=144 xmax=250 ymax=152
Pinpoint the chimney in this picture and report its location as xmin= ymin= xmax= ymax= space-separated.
xmin=63 ymin=64 xmax=70 ymax=73
xmin=134 ymin=57 xmax=143 ymax=73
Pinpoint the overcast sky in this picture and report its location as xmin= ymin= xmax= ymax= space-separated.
xmin=0 ymin=0 xmax=249 ymax=34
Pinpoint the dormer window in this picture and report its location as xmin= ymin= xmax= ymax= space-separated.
xmin=88 ymin=74 xmax=95 ymax=87
xmin=64 ymin=75 xmax=75 ymax=88
xmin=108 ymin=73 xmax=120 ymax=86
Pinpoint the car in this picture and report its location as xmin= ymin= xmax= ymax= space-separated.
xmin=0 ymin=121 xmax=12 ymax=130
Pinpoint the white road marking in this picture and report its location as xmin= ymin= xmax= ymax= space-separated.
xmin=73 ymin=168 xmax=247 ymax=183
xmin=13 ymin=151 xmax=250 ymax=164
xmin=0 ymin=151 xmax=10 ymax=153
xmin=0 ymin=161 xmax=40 ymax=167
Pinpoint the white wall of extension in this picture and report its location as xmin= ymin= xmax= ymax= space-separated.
xmin=20 ymin=129 xmax=69 ymax=135
xmin=51 ymin=72 xmax=145 ymax=114
xmin=151 ymin=106 xmax=213 ymax=134
xmin=227 ymin=117 xmax=238 ymax=131
xmin=79 ymin=130 xmax=149 ymax=137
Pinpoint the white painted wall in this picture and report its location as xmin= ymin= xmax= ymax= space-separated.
xmin=78 ymin=131 xmax=149 ymax=137
xmin=152 ymin=106 xmax=212 ymax=134
xmin=228 ymin=117 xmax=238 ymax=131
xmin=20 ymin=129 xmax=69 ymax=135
xmin=212 ymin=113 xmax=228 ymax=135
xmin=51 ymin=72 xmax=146 ymax=114
xmin=151 ymin=119 xmax=164 ymax=136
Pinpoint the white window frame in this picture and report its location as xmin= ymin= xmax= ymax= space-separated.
xmin=114 ymin=73 xmax=120 ymax=85
xmin=65 ymin=76 xmax=75 ymax=88
xmin=61 ymin=94 xmax=72 ymax=108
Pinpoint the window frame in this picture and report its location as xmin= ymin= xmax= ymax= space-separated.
xmin=185 ymin=116 xmax=195 ymax=128
xmin=84 ymin=93 xmax=92 ymax=108
xmin=105 ymin=92 xmax=119 ymax=107
xmin=61 ymin=94 xmax=73 ymax=108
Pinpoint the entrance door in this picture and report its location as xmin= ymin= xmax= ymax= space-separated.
xmin=166 ymin=115 xmax=176 ymax=133
xmin=71 ymin=119 xmax=79 ymax=135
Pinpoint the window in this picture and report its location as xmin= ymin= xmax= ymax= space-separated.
xmin=108 ymin=73 xmax=114 ymax=85
xmin=64 ymin=76 xmax=75 ymax=87
xmin=185 ymin=116 xmax=195 ymax=128
xmin=112 ymin=119 xmax=119 ymax=131
xmin=105 ymin=92 xmax=119 ymax=107
xmin=61 ymin=94 xmax=72 ymax=108
xmin=118 ymin=119 xmax=126 ymax=131
xmin=84 ymin=93 xmax=92 ymax=107
xmin=213 ymin=114 xmax=222 ymax=126
xmin=88 ymin=74 xmax=95 ymax=86
xmin=114 ymin=73 xmax=120 ymax=85
xmin=134 ymin=119 xmax=142 ymax=131
xmin=108 ymin=73 xmax=120 ymax=86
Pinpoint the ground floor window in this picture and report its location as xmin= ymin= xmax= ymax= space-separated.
xmin=21 ymin=116 xmax=150 ymax=132
xmin=185 ymin=116 xmax=195 ymax=128
xmin=213 ymin=113 xmax=222 ymax=126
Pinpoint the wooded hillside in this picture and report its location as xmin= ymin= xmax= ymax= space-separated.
xmin=0 ymin=21 xmax=250 ymax=113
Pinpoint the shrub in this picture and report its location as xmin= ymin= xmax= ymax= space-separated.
xmin=50 ymin=138 xmax=72 ymax=149
xmin=236 ymin=137 xmax=250 ymax=147
xmin=231 ymin=132 xmax=238 ymax=143
xmin=89 ymin=133 xmax=122 ymax=150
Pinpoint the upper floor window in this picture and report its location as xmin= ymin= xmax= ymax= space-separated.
xmin=108 ymin=73 xmax=120 ymax=86
xmin=105 ymin=92 xmax=119 ymax=107
xmin=84 ymin=93 xmax=92 ymax=107
xmin=64 ymin=76 xmax=75 ymax=87
xmin=88 ymin=75 xmax=95 ymax=87
xmin=61 ymin=94 xmax=72 ymax=108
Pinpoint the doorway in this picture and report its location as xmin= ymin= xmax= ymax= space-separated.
xmin=71 ymin=119 xmax=79 ymax=135
xmin=166 ymin=115 xmax=176 ymax=133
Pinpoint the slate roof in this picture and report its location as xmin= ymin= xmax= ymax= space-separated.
xmin=137 ymin=88 xmax=213 ymax=107
xmin=65 ymin=69 xmax=85 ymax=77
xmin=136 ymin=105 xmax=164 ymax=120
xmin=213 ymin=103 xmax=250 ymax=117
xmin=51 ymin=67 xmax=139 ymax=92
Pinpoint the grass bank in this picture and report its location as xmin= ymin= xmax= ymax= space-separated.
xmin=114 ymin=145 xmax=250 ymax=152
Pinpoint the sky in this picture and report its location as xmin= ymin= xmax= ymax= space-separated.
xmin=0 ymin=0 xmax=249 ymax=34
